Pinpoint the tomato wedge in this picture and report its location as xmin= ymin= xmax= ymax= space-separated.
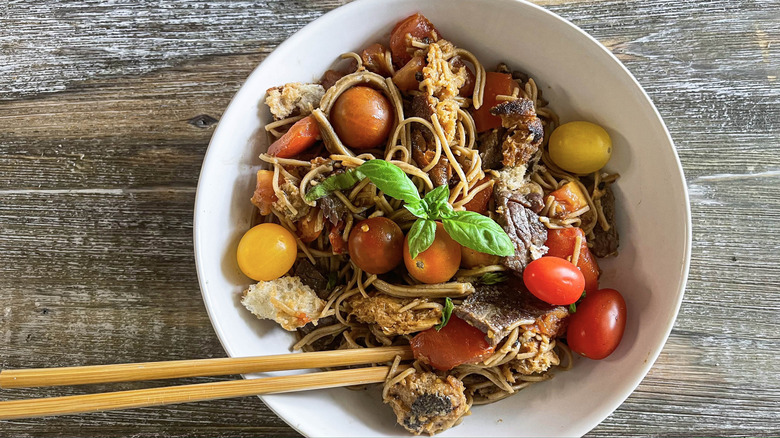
xmin=458 ymin=176 xmax=493 ymax=214
xmin=328 ymin=221 xmax=347 ymax=255
xmin=548 ymin=181 xmax=588 ymax=219
xmin=267 ymin=115 xmax=321 ymax=158
xmin=545 ymin=227 xmax=600 ymax=292
xmin=389 ymin=13 xmax=439 ymax=68
xmin=392 ymin=55 xmax=425 ymax=92
xmin=471 ymin=72 xmax=517 ymax=132
xmin=410 ymin=315 xmax=494 ymax=370
xmin=250 ymin=170 xmax=277 ymax=216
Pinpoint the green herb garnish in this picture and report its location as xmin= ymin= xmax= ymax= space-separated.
xmin=305 ymin=159 xmax=514 ymax=259
xmin=435 ymin=297 xmax=454 ymax=331
xmin=569 ymin=303 xmax=577 ymax=313
xmin=326 ymin=272 xmax=338 ymax=291
xmin=479 ymin=272 xmax=508 ymax=285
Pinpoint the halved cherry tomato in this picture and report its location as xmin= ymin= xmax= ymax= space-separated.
xmin=330 ymin=86 xmax=394 ymax=150
xmin=361 ymin=43 xmax=392 ymax=77
xmin=348 ymin=217 xmax=404 ymax=274
xmin=236 ymin=223 xmax=297 ymax=281
xmin=392 ymin=55 xmax=425 ymax=92
xmin=545 ymin=227 xmax=600 ymax=292
xmin=458 ymin=176 xmax=493 ymax=214
xmin=567 ymin=288 xmax=627 ymax=360
xmin=471 ymin=72 xmax=517 ymax=132
xmin=389 ymin=13 xmax=439 ymax=68
xmin=403 ymin=222 xmax=461 ymax=284
xmin=250 ymin=170 xmax=277 ymax=216
xmin=547 ymin=181 xmax=588 ymax=219
xmin=523 ymin=257 xmax=585 ymax=305
xmin=410 ymin=315 xmax=494 ymax=370
xmin=329 ymin=222 xmax=347 ymax=254
xmin=267 ymin=115 xmax=321 ymax=158
xmin=296 ymin=207 xmax=322 ymax=244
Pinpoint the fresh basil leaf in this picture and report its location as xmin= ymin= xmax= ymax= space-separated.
xmin=479 ymin=272 xmax=507 ymax=285
xmin=304 ymin=169 xmax=365 ymax=202
xmin=442 ymin=211 xmax=514 ymax=256
xmin=435 ymin=297 xmax=454 ymax=331
xmin=404 ymin=200 xmax=428 ymax=219
xmin=422 ymin=185 xmax=456 ymax=220
xmin=356 ymin=160 xmax=421 ymax=204
xmin=407 ymin=219 xmax=436 ymax=260
xmin=569 ymin=303 xmax=577 ymax=313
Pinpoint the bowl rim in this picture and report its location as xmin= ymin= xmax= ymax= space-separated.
xmin=193 ymin=0 xmax=692 ymax=435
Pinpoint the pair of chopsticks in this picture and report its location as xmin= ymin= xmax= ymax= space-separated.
xmin=0 ymin=345 xmax=412 ymax=420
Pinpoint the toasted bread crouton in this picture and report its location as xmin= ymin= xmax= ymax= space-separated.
xmin=265 ymin=82 xmax=325 ymax=120
xmin=241 ymin=276 xmax=325 ymax=331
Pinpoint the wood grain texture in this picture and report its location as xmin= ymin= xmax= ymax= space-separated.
xmin=1 ymin=0 xmax=779 ymax=437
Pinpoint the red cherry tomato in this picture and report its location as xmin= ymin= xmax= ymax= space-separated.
xmin=567 ymin=288 xmax=627 ymax=360
xmin=330 ymin=86 xmax=394 ymax=150
xmin=410 ymin=315 xmax=494 ymax=370
xmin=389 ymin=13 xmax=439 ymax=67
xmin=348 ymin=217 xmax=404 ymax=274
xmin=267 ymin=115 xmax=321 ymax=158
xmin=522 ymin=257 xmax=585 ymax=305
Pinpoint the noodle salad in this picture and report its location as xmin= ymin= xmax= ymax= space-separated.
xmin=235 ymin=13 xmax=627 ymax=435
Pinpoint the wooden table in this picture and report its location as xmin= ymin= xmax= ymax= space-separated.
xmin=1 ymin=0 xmax=778 ymax=436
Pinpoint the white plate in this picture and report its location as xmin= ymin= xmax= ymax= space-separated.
xmin=193 ymin=0 xmax=692 ymax=435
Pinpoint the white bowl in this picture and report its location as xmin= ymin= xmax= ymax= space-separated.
xmin=193 ymin=0 xmax=692 ymax=436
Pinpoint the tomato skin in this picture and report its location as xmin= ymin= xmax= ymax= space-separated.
xmin=411 ymin=315 xmax=494 ymax=370
xmin=471 ymin=72 xmax=517 ymax=132
xmin=389 ymin=13 xmax=439 ymax=68
xmin=545 ymin=228 xmax=600 ymax=292
xmin=548 ymin=121 xmax=612 ymax=175
xmin=236 ymin=223 xmax=297 ymax=281
xmin=348 ymin=217 xmax=404 ymax=274
xmin=267 ymin=115 xmax=321 ymax=158
xmin=330 ymin=86 xmax=394 ymax=150
xmin=548 ymin=181 xmax=588 ymax=219
xmin=250 ymin=170 xmax=277 ymax=216
xmin=460 ymin=246 xmax=499 ymax=269
xmin=404 ymin=222 xmax=461 ymax=284
xmin=329 ymin=222 xmax=348 ymax=255
xmin=567 ymin=288 xmax=627 ymax=360
xmin=296 ymin=207 xmax=322 ymax=244
xmin=523 ymin=257 xmax=585 ymax=305
xmin=392 ymin=55 xmax=425 ymax=92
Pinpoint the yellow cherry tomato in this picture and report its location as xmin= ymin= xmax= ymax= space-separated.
xmin=236 ymin=223 xmax=297 ymax=281
xmin=548 ymin=121 xmax=612 ymax=175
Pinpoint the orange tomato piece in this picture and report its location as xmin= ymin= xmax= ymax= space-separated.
xmin=411 ymin=315 xmax=494 ymax=370
xmin=392 ymin=55 xmax=425 ymax=92
xmin=545 ymin=227 xmax=600 ymax=292
xmin=547 ymin=181 xmax=588 ymax=219
xmin=250 ymin=170 xmax=277 ymax=215
xmin=361 ymin=43 xmax=392 ymax=77
xmin=297 ymin=207 xmax=323 ymax=243
xmin=471 ymin=72 xmax=517 ymax=133
xmin=267 ymin=115 xmax=321 ymax=158
xmin=389 ymin=13 xmax=439 ymax=68
xmin=458 ymin=176 xmax=493 ymax=214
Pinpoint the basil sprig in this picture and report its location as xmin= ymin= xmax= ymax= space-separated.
xmin=304 ymin=159 xmax=514 ymax=260
xmin=434 ymin=297 xmax=454 ymax=331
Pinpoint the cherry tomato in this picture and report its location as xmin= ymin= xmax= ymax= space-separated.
xmin=460 ymin=246 xmax=499 ymax=269
xmin=523 ymin=257 xmax=585 ymax=305
xmin=348 ymin=217 xmax=404 ymax=274
xmin=392 ymin=55 xmax=425 ymax=92
xmin=411 ymin=315 xmax=494 ymax=370
xmin=545 ymin=227 xmax=600 ymax=292
xmin=249 ymin=170 xmax=277 ymax=216
xmin=330 ymin=86 xmax=394 ymax=150
xmin=567 ymin=288 xmax=627 ymax=360
xmin=389 ymin=13 xmax=439 ymax=67
xmin=548 ymin=121 xmax=612 ymax=175
xmin=236 ymin=223 xmax=297 ymax=281
xmin=404 ymin=222 xmax=461 ymax=284
xmin=471 ymin=72 xmax=517 ymax=132
xmin=267 ymin=115 xmax=321 ymax=158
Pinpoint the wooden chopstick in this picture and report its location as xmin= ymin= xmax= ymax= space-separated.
xmin=0 ymin=345 xmax=412 ymax=389
xmin=0 ymin=365 xmax=404 ymax=420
